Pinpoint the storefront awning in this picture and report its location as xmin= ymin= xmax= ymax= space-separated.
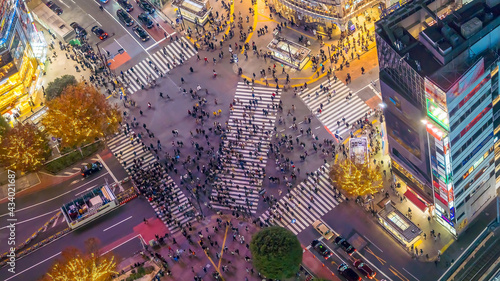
xmin=404 ymin=189 xmax=427 ymax=211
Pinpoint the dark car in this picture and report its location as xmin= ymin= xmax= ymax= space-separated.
xmin=137 ymin=0 xmax=155 ymax=14
xmin=46 ymin=1 xmax=63 ymax=15
xmin=132 ymin=25 xmax=150 ymax=41
xmin=311 ymin=240 xmax=332 ymax=260
xmin=117 ymin=9 xmax=134 ymax=26
xmin=70 ymin=22 xmax=87 ymax=37
xmin=338 ymin=264 xmax=361 ymax=281
xmin=335 ymin=235 xmax=356 ymax=255
xmin=117 ymin=0 xmax=134 ymax=11
xmin=91 ymin=26 xmax=108 ymax=40
xmin=353 ymin=260 xmax=376 ymax=279
xmin=138 ymin=12 xmax=154 ymax=29
xmin=81 ymin=161 xmax=103 ymax=177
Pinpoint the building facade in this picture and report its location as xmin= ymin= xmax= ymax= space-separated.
xmin=267 ymin=0 xmax=381 ymax=35
xmin=376 ymin=0 xmax=500 ymax=236
xmin=0 ymin=0 xmax=47 ymax=120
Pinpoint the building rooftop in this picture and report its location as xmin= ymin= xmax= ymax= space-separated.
xmin=376 ymin=0 xmax=500 ymax=91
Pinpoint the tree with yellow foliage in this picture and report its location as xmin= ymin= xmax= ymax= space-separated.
xmin=0 ymin=123 xmax=50 ymax=172
xmin=42 ymin=238 xmax=117 ymax=281
xmin=329 ymin=157 xmax=383 ymax=197
xmin=42 ymin=82 xmax=121 ymax=149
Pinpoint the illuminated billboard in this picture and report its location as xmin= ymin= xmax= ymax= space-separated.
xmin=425 ymin=78 xmax=449 ymax=131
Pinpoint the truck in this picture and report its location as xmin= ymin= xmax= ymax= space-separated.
xmin=61 ymin=184 xmax=118 ymax=229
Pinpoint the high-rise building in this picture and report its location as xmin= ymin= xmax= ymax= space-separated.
xmin=0 ymin=0 xmax=47 ymax=120
xmin=376 ymin=0 xmax=500 ymax=236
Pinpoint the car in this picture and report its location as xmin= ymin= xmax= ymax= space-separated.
xmin=99 ymin=0 xmax=109 ymax=3
xmin=353 ymin=260 xmax=376 ymax=279
xmin=117 ymin=9 xmax=134 ymax=26
xmin=81 ymin=161 xmax=103 ymax=177
xmin=312 ymin=220 xmax=334 ymax=240
xmin=91 ymin=26 xmax=108 ymax=40
xmin=335 ymin=235 xmax=356 ymax=255
xmin=70 ymin=22 xmax=87 ymax=37
xmin=338 ymin=264 xmax=361 ymax=281
xmin=138 ymin=12 xmax=154 ymax=29
xmin=311 ymin=240 xmax=332 ymax=260
xmin=46 ymin=1 xmax=63 ymax=15
xmin=132 ymin=25 xmax=150 ymax=41
xmin=117 ymin=0 xmax=134 ymax=11
xmin=137 ymin=0 xmax=155 ymax=14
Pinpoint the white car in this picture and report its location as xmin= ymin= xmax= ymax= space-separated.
xmin=312 ymin=220 xmax=334 ymax=240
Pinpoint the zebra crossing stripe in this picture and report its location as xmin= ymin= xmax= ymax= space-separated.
xmin=107 ymin=130 xmax=197 ymax=234
xmin=258 ymin=163 xmax=342 ymax=235
xmin=211 ymin=83 xmax=281 ymax=212
xmin=299 ymin=79 xmax=371 ymax=137
xmin=121 ymin=39 xmax=197 ymax=95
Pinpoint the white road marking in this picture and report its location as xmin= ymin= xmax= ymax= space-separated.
xmin=0 ymin=172 xmax=109 ymax=217
xmin=101 ymin=234 xmax=143 ymax=255
xmin=103 ymin=216 xmax=132 ymax=232
xmin=101 ymin=7 xmax=150 ymax=55
xmin=88 ymin=14 xmax=102 ymax=26
xmin=403 ymin=268 xmax=421 ymax=281
xmin=362 ymin=235 xmax=383 ymax=252
xmin=353 ymin=78 xmax=380 ymax=96
xmin=145 ymin=37 xmax=167 ymax=51
xmin=369 ymin=84 xmax=381 ymax=99
xmin=0 ymin=210 xmax=58 ymax=230
xmin=4 ymin=252 xmax=62 ymax=281
xmin=357 ymin=252 xmax=393 ymax=281
xmin=51 ymin=216 xmax=60 ymax=228
xmin=74 ymin=184 xmax=98 ymax=196
xmin=96 ymin=154 xmax=123 ymax=191
xmin=57 ymin=0 xmax=70 ymax=8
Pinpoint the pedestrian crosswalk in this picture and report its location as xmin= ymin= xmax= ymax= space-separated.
xmin=299 ymin=79 xmax=371 ymax=139
xmin=118 ymin=37 xmax=197 ymax=94
xmin=107 ymin=131 xmax=197 ymax=234
xmin=259 ymin=163 xmax=344 ymax=235
xmin=210 ymin=82 xmax=281 ymax=213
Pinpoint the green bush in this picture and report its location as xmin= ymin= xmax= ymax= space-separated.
xmin=250 ymin=226 xmax=303 ymax=279
xmin=124 ymin=266 xmax=154 ymax=281
xmin=45 ymin=75 xmax=77 ymax=101
xmin=44 ymin=142 xmax=103 ymax=174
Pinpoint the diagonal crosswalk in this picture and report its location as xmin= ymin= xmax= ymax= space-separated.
xmin=118 ymin=37 xmax=197 ymax=94
xmin=299 ymin=79 xmax=371 ymax=138
xmin=259 ymin=163 xmax=344 ymax=235
xmin=107 ymin=131 xmax=197 ymax=234
xmin=210 ymin=82 xmax=281 ymax=213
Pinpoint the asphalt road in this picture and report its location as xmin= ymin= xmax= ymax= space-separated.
xmin=0 ymin=196 xmax=151 ymax=281
xmin=0 ymin=148 xmax=128 ymax=254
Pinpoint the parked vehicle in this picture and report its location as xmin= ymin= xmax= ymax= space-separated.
xmin=338 ymin=263 xmax=361 ymax=281
xmin=137 ymin=0 xmax=155 ymax=14
xmin=311 ymin=240 xmax=333 ymax=260
xmin=70 ymin=22 xmax=87 ymax=37
xmin=132 ymin=25 xmax=150 ymax=41
xmin=353 ymin=259 xmax=376 ymax=279
xmin=46 ymin=1 xmax=63 ymax=15
xmin=117 ymin=9 xmax=134 ymax=26
xmin=138 ymin=12 xmax=154 ymax=29
xmin=117 ymin=0 xmax=134 ymax=11
xmin=312 ymin=220 xmax=335 ymax=240
xmin=335 ymin=235 xmax=356 ymax=255
xmin=91 ymin=26 xmax=108 ymax=40
xmin=81 ymin=161 xmax=103 ymax=177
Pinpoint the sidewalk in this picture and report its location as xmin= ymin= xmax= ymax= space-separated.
xmin=161 ymin=0 xmax=380 ymax=88
xmin=133 ymin=214 xmax=314 ymax=280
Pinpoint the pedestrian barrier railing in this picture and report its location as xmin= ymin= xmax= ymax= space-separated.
xmin=0 ymin=227 xmax=71 ymax=268
xmin=0 ymin=211 xmax=62 ymax=263
xmin=438 ymin=220 xmax=499 ymax=281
